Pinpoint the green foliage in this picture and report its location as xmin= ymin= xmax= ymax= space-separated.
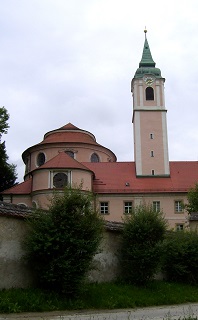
xmin=186 ymin=183 xmax=198 ymax=214
xmin=24 ymin=187 xmax=104 ymax=296
xmin=0 ymin=107 xmax=17 ymax=195
xmin=2 ymin=281 xmax=198 ymax=313
xmin=121 ymin=204 xmax=167 ymax=285
xmin=162 ymin=230 xmax=198 ymax=284
xmin=0 ymin=106 xmax=9 ymax=138
xmin=0 ymin=141 xmax=17 ymax=194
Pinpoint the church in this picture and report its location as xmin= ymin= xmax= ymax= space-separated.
xmin=2 ymin=31 xmax=198 ymax=230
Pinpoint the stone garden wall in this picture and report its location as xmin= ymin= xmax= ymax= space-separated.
xmin=0 ymin=202 xmax=122 ymax=289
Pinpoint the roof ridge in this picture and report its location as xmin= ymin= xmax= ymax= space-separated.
xmin=59 ymin=123 xmax=80 ymax=130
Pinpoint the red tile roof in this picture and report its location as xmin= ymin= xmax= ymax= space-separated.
xmin=59 ymin=123 xmax=82 ymax=130
xmin=3 ymin=161 xmax=198 ymax=196
xmin=22 ymin=123 xmax=117 ymax=162
xmin=40 ymin=131 xmax=98 ymax=145
xmin=37 ymin=152 xmax=92 ymax=171
xmin=41 ymin=123 xmax=98 ymax=145
xmin=1 ymin=178 xmax=32 ymax=194
xmin=83 ymin=161 xmax=198 ymax=194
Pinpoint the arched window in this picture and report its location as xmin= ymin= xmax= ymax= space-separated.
xmin=32 ymin=201 xmax=38 ymax=209
xmin=91 ymin=153 xmax=100 ymax=163
xmin=37 ymin=152 xmax=45 ymax=167
xmin=65 ymin=151 xmax=74 ymax=158
xmin=146 ymin=87 xmax=154 ymax=100
xmin=25 ymin=156 xmax=30 ymax=173
xmin=17 ymin=203 xmax=27 ymax=208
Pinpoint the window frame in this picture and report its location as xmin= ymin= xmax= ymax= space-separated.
xmin=145 ymin=87 xmax=154 ymax=100
xmin=49 ymin=170 xmax=71 ymax=189
xmin=174 ymin=200 xmax=183 ymax=213
xmin=176 ymin=224 xmax=184 ymax=231
xmin=100 ymin=202 xmax=109 ymax=215
xmin=153 ymin=201 xmax=160 ymax=212
xmin=124 ymin=201 xmax=133 ymax=214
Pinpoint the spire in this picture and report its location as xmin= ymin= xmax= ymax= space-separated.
xmin=133 ymin=29 xmax=162 ymax=79
xmin=139 ymin=28 xmax=155 ymax=68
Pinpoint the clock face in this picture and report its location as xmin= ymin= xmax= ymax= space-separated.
xmin=53 ymin=172 xmax=68 ymax=188
xmin=143 ymin=76 xmax=154 ymax=86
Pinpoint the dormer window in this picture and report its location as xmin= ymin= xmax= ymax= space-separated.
xmin=146 ymin=87 xmax=154 ymax=100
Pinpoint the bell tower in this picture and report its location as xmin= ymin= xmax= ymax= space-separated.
xmin=131 ymin=30 xmax=170 ymax=177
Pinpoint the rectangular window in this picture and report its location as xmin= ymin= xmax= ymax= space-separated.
xmin=175 ymin=200 xmax=183 ymax=213
xmin=124 ymin=201 xmax=133 ymax=214
xmin=151 ymin=150 xmax=154 ymax=157
xmin=100 ymin=202 xmax=109 ymax=215
xmin=153 ymin=201 xmax=160 ymax=212
xmin=176 ymin=224 xmax=184 ymax=231
xmin=151 ymin=169 xmax=155 ymax=176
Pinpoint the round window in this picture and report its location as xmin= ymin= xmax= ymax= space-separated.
xmin=37 ymin=152 xmax=45 ymax=166
xmin=53 ymin=172 xmax=68 ymax=188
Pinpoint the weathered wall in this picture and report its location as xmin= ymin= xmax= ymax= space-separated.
xmin=0 ymin=216 xmax=34 ymax=289
xmin=0 ymin=214 xmax=122 ymax=289
xmin=88 ymin=230 xmax=121 ymax=283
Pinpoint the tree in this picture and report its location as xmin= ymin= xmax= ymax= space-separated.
xmin=121 ymin=204 xmax=167 ymax=285
xmin=162 ymin=230 xmax=198 ymax=284
xmin=0 ymin=106 xmax=17 ymax=195
xmin=0 ymin=106 xmax=9 ymax=137
xmin=24 ymin=187 xmax=104 ymax=296
xmin=185 ymin=183 xmax=198 ymax=214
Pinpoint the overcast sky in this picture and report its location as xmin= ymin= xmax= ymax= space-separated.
xmin=1 ymin=0 xmax=198 ymax=183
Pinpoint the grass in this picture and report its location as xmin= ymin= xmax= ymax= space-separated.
xmin=1 ymin=281 xmax=198 ymax=314
xmin=165 ymin=318 xmax=198 ymax=320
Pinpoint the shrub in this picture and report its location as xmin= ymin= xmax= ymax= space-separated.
xmin=24 ymin=187 xmax=104 ymax=296
xmin=120 ymin=204 xmax=167 ymax=285
xmin=162 ymin=230 xmax=198 ymax=284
